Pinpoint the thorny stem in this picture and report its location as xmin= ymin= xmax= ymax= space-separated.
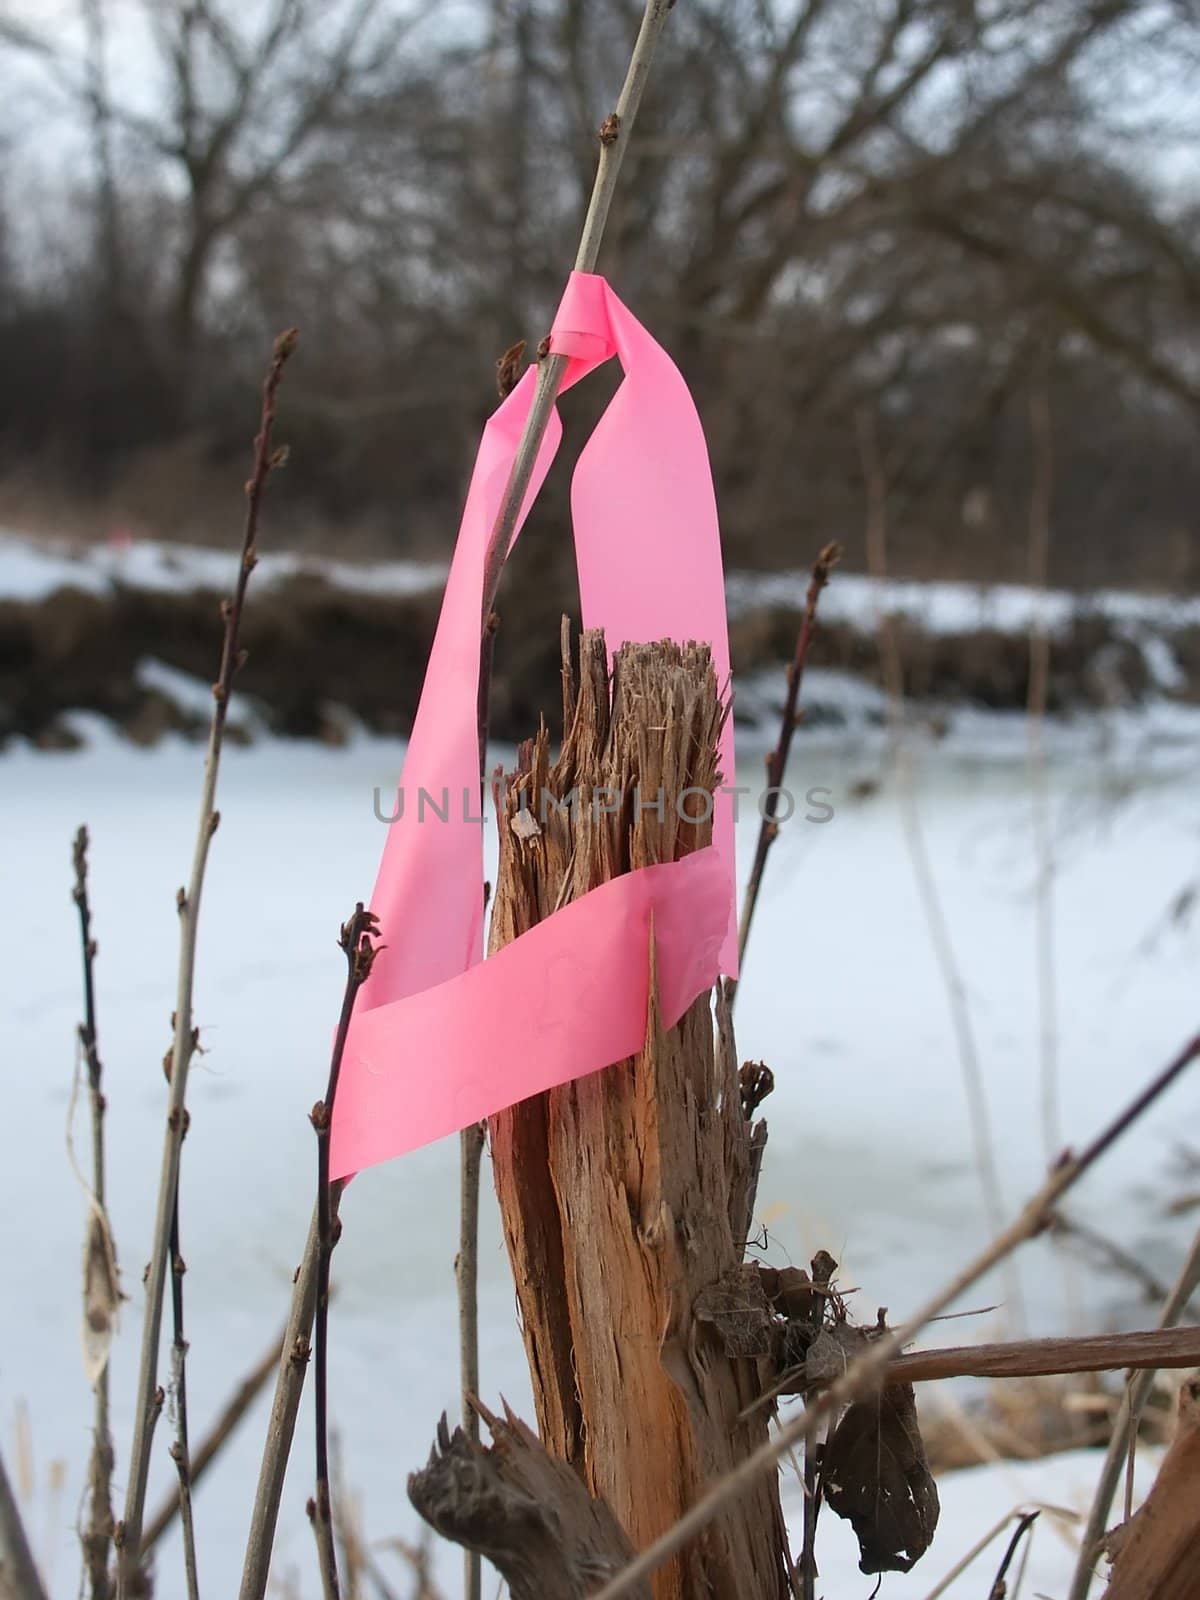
xmin=0 ymin=1441 xmax=50 ymax=1600
xmin=856 ymin=407 xmax=1024 ymax=1332
xmin=311 ymin=906 xmax=382 ymax=1600
xmin=168 ymin=1200 xmax=200 ymax=1600
xmin=73 ymin=826 xmax=117 ymax=1600
xmin=588 ymin=1030 xmax=1200 ymax=1600
xmin=460 ymin=7 xmax=675 ymax=1598
xmin=117 ymin=328 xmax=298 ymax=1594
xmin=727 ymin=542 xmax=840 ymax=1007
xmin=1067 ymin=1224 xmax=1200 ymax=1600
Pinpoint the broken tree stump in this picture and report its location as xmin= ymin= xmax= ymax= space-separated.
xmin=484 ymin=631 xmax=792 ymax=1600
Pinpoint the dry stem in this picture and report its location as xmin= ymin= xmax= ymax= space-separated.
xmin=589 ymin=1029 xmax=1200 ymax=1600
xmin=311 ymin=906 xmax=382 ymax=1600
xmin=1026 ymin=354 xmax=1060 ymax=1165
xmin=167 ymin=1201 xmax=199 ymax=1600
xmin=239 ymin=1206 xmax=327 ymax=1600
xmin=73 ymin=825 xmax=116 ymax=1600
xmin=0 ymin=1441 xmax=50 ymax=1600
xmin=728 ymin=541 xmax=840 ymax=1007
xmin=143 ymin=1323 xmax=285 ymax=1551
xmin=118 ymin=328 xmax=297 ymax=1592
xmin=856 ymin=407 xmax=1022 ymax=1330
xmin=1067 ymin=1225 xmax=1200 ymax=1600
xmin=454 ymin=1121 xmax=485 ymax=1600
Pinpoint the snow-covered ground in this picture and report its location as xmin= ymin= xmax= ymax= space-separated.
xmin=0 ymin=528 xmax=447 ymax=603
xmin=7 ymin=526 xmax=1200 ymax=642
xmin=1 ymin=714 xmax=1197 ymax=1596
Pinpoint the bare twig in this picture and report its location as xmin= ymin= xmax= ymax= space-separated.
xmin=167 ymin=1202 xmax=199 ymax=1600
xmin=72 ymin=825 xmax=117 ymax=1600
xmin=0 ymin=1442 xmax=50 ymax=1600
xmin=884 ymin=1326 xmax=1200 ymax=1386
xmin=919 ymin=1508 xmax=1047 ymax=1600
xmin=118 ymin=328 xmax=298 ymax=1594
xmin=1026 ymin=353 xmax=1060 ymax=1166
xmin=1048 ymin=1211 xmax=1169 ymax=1304
xmin=757 ymin=1324 xmax=1200 ymax=1415
xmin=239 ymin=1207 xmax=327 ymax=1600
xmin=988 ymin=1511 xmax=1040 ymax=1600
xmin=728 ymin=541 xmax=841 ymax=1005
xmin=587 ymin=1030 xmax=1200 ymax=1600
xmin=477 ymin=0 xmax=675 ymax=630
xmin=310 ymin=906 xmax=382 ymax=1600
xmin=144 ymin=1324 xmax=285 ymax=1552
xmin=1068 ymin=1225 xmax=1200 ymax=1600
xmin=455 ymin=1121 xmax=486 ymax=1600
xmin=856 ymin=407 xmax=1022 ymax=1330
xmin=460 ymin=8 xmax=676 ymax=1597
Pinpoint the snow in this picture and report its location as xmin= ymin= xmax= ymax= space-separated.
xmin=725 ymin=566 xmax=1200 ymax=636
xmin=2 ymin=718 xmax=1198 ymax=1596
xmin=0 ymin=528 xmax=447 ymax=603
xmin=7 ymin=526 xmax=1198 ymax=656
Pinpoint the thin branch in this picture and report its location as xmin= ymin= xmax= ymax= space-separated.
xmin=73 ymin=825 xmax=117 ymax=1600
xmin=118 ymin=328 xmax=298 ymax=1594
xmin=587 ymin=1030 xmax=1200 ymax=1600
xmin=757 ymin=1325 xmax=1200 ymax=1414
xmin=1067 ymin=1225 xmax=1200 ymax=1600
xmin=727 ymin=541 xmax=841 ymax=1006
xmin=239 ymin=1206 xmax=327 ymax=1600
xmin=987 ymin=1511 xmax=1040 ymax=1600
xmin=1048 ymin=1211 xmax=1169 ymax=1305
xmin=0 ymin=1442 xmax=50 ymax=1600
xmin=856 ymin=406 xmax=1023 ymax=1330
xmin=167 ymin=1201 xmax=200 ymax=1600
xmin=477 ymin=0 xmax=676 ymax=629
xmin=143 ymin=1324 xmax=286 ymax=1552
xmin=885 ymin=1326 xmax=1200 ymax=1386
xmin=459 ymin=8 xmax=676 ymax=1596
xmin=455 ymin=1120 xmax=486 ymax=1600
xmin=310 ymin=906 xmax=382 ymax=1600
xmin=1026 ymin=351 xmax=1060 ymax=1167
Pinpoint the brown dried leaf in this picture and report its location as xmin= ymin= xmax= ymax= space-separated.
xmin=805 ymin=1323 xmax=868 ymax=1386
xmin=823 ymin=1382 xmax=940 ymax=1574
xmin=693 ymin=1267 xmax=777 ymax=1358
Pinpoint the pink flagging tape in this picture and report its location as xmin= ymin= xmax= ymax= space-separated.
xmin=330 ymin=272 xmax=736 ymax=1179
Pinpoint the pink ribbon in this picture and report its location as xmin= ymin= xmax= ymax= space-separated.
xmin=330 ymin=272 xmax=736 ymax=1179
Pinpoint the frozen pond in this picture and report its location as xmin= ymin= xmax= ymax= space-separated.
xmin=1 ymin=717 xmax=1197 ymax=1595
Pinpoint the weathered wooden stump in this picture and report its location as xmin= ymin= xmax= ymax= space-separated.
xmin=481 ymin=630 xmax=789 ymax=1599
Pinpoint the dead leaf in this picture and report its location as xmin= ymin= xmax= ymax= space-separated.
xmin=823 ymin=1382 xmax=940 ymax=1573
xmin=82 ymin=1205 xmax=120 ymax=1388
xmin=694 ymin=1267 xmax=777 ymax=1358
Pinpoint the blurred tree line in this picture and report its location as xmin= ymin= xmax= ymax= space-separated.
xmin=0 ymin=0 xmax=1197 ymax=590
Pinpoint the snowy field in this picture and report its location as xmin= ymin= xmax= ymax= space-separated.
xmin=2 ymin=616 xmax=1199 ymax=1594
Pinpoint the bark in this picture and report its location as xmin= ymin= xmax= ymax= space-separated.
xmin=1102 ymin=1373 xmax=1200 ymax=1599
xmin=409 ymin=1404 xmax=649 ymax=1600
xmin=486 ymin=631 xmax=791 ymax=1600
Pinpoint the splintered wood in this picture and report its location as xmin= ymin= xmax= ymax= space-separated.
xmin=1102 ymin=1373 xmax=1200 ymax=1600
xmin=488 ymin=630 xmax=791 ymax=1600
